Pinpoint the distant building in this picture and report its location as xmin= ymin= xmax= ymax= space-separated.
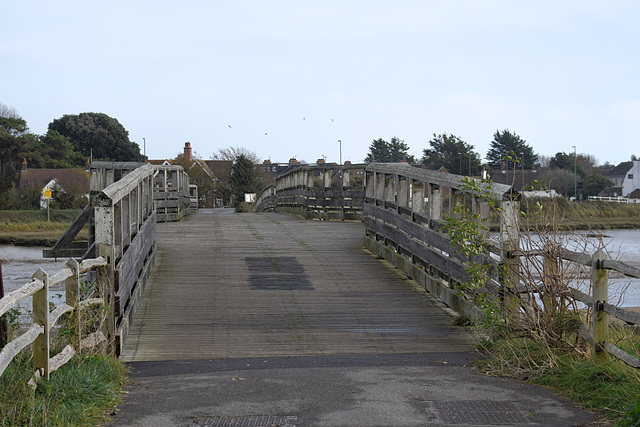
xmin=606 ymin=161 xmax=633 ymax=188
xmin=621 ymin=161 xmax=640 ymax=197
xmin=19 ymin=164 xmax=90 ymax=209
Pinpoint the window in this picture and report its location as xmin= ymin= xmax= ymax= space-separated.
xmin=629 ymin=174 xmax=634 ymax=179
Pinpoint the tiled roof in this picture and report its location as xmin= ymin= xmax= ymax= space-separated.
xmin=20 ymin=169 xmax=90 ymax=192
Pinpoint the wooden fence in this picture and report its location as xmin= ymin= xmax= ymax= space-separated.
xmin=363 ymin=162 xmax=640 ymax=367
xmin=0 ymin=256 xmax=110 ymax=382
xmin=254 ymin=163 xmax=365 ymax=220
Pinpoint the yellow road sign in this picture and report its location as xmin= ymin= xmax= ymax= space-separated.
xmin=44 ymin=188 xmax=51 ymax=199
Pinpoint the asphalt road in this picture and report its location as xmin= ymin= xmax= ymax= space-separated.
xmin=108 ymin=352 xmax=605 ymax=427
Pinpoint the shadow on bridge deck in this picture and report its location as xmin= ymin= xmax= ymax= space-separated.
xmin=121 ymin=208 xmax=475 ymax=362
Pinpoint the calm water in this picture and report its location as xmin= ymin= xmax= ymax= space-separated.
xmin=0 ymin=246 xmax=67 ymax=314
xmin=2 ymin=230 xmax=640 ymax=307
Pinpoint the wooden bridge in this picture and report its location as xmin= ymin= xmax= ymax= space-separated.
xmin=3 ymin=161 xmax=640 ymax=384
xmin=121 ymin=209 xmax=474 ymax=361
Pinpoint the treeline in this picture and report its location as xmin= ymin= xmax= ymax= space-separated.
xmin=365 ymin=130 xmax=625 ymax=198
xmin=0 ymin=103 xmax=144 ymax=194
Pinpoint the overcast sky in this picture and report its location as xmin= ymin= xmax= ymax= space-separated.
xmin=2 ymin=1 xmax=638 ymax=166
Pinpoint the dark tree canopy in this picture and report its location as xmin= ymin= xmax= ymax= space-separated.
xmin=230 ymin=154 xmax=262 ymax=202
xmin=48 ymin=112 xmax=144 ymax=162
xmin=0 ymin=109 xmax=29 ymax=190
xmin=549 ymin=151 xmax=586 ymax=179
xmin=364 ymin=137 xmax=414 ymax=164
xmin=486 ymin=129 xmax=537 ymax=169
xmin=422 ymin=133 xmax=481 ymax=175
xmin=581 ymin=174 xmax=613 ymax=198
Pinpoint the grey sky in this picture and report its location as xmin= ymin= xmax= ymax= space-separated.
xmin=2 ymin=1 xmax=638 ymax=165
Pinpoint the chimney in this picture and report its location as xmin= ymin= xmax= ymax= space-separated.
xmin=344 ymin=160 xmax=351 ymax=165
xmin=289 ymin=157 xmax=299 ymax=165
xmin=22 ymin=158 xmax=27 ymax=173
xmin=317 ymin=158 xmax=325 ymax=164
xmin=184 ymin=142 xmax=192 ymax=161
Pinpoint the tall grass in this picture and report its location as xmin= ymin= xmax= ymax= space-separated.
xmin=0 ymin=352 xmax=128 ymax=426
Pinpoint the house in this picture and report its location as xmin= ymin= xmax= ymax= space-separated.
xmin=621 ymin=161 xmax=640 ymax=197
xmin=149 ymin=143 xmax=220 ymax=207
xmin=606 ymin=161 xmax=633 ymax=188
xmin=19 ymin=163 xmax=90 ymax=209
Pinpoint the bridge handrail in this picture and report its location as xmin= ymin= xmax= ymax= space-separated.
xmin=255 ymin=163 xmax=366 ymax=221
xmin=92 ymin=163 xmax=157 ymax=355
xmin=151 ymin=164 xmax=192 ymax=222
xmin=0 ymin=257 xmax=109 ymax=380
xmin=254 ymin=184 xmax=276 ymax=212
xmin=363 ymin=163 xmax=639 ymax=367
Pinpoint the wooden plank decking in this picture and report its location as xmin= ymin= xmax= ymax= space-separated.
xmin=120 ymin=209 xmax=475 ymax=361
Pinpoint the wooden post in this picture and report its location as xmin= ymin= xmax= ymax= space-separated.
xmin=592 ymin=249 xmax=608 ymax=363
xmin=32 ymin=269 xmax=50 ymax=379
xmin=500 ymin=199 xmax=520 ymax=320
xmin=411 ymin=180 xmax=425 ymax=218
xmin=397 ymin=176 xmax=409 ymax=214
xmin=426 ymin=182 xmax=440 ymax=225
xmin=98 ymin=243 xmax=116 ymax=356
xmin=65 ymin=258 xmax=81 ymax=353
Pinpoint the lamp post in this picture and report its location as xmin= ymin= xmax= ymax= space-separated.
xmin=572 ymin=146 xmax=577 ymax=201
xmin=459 ymin=152 xmax=462 ymax=175
xmin=338 ymin=140 xmax=342 ymax=165
xmin=469 ymin=152 xmax=472 ymax=176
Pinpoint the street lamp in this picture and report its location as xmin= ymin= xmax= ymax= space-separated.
xmin=572 ymin=146 xmax=577 ymax=201
xmin=468 ymin=152 xmax=472 ymax=176
xmin=338 ymin=140 xmax=342 ymax=165
xmin=459 ymin=152 xmax=462 ymax=175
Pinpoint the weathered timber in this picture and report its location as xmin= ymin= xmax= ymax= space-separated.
xmin=121 ymin=209 xmax=475 ymax=362
xmin=44 ymin=204 xmax=91 ymax=259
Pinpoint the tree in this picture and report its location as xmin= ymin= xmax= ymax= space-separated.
xmin=364 ymin=137 xmax=414 ymax=163
xmin=0 ymin=104 xmax=29 ymax=191
xmin=230 ymin=154 xmax=262 ymax=203
xmin=549 ymin=151 xmax=586 ymax=179
xmin=537 ymin=168 xmax=576 ymax=197
xmin=582 ymin=174 xmax=613 ymax=198
xmin=212 ymin=146 xmax=261 ymax=164
xmin=21 ymin=130 xmax=86 ymax=169
xmin=486 ymin=129 xmax=537 ymax=169
xmin=422 ymin=133 xmax=481 ymax=175
xmin=48 ymin=112 xmax=144 ymax=162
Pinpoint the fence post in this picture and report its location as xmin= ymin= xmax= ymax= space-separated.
xmin=32 ymin=269 xmax=50 ymax=379
xmin=499 ymin=198 xmax=520 ymax=320
xmin=592 ymin=249 xmax=609 ymax=363
xmin=65 ymin=258 xmax=81 ymax=353
xmin=98 ymin=243 xmax=116 ymax=356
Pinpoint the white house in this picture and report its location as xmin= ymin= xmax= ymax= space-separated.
xmin=622 ymin=161 xmax=640 ymax=197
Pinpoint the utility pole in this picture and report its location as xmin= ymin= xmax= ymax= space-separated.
xmin=573 ymin=145 xmax=577 ymax=201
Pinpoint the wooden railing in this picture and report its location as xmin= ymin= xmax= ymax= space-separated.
xmin=1 ymin=163 xmax=158 ymax=381
xmin=363 ymin=162 xmax=517 ymax=320
xmin=0 ymin=256 xmax=110 ymax=382
xmin=363 ymin=162 xmax=640 ymax=366
xmin=153 ymin=165 xmax=192 ymax=222
xmin=92 ymin=163 xmax=156 ymax=354
xmin=254 ymin=163 xmax=365 ymax=220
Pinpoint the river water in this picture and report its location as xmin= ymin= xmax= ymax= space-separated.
xmin=2 ymin=230 xmax=640 ymax=308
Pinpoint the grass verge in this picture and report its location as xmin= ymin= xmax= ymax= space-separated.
xmin=477 ymin=331 xmax=640 ymax=424
xmin=0 ymin=353 xmax=128 ymax=426
xmin=0 ymin=209 xmax=86 ymax=246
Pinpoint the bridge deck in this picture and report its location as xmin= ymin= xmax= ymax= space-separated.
xmin=121 ymin=209 xmax=475 ymax=362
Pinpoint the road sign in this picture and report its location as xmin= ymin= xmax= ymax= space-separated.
xmin=44 ymin=188 xmax=51 ymax=199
